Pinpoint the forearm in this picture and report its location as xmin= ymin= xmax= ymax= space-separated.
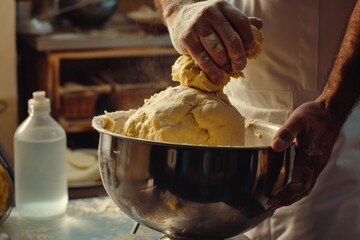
xmin=318 ymin=1 xmax=360 ymax=124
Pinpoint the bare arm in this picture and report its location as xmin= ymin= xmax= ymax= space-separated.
xmin=318 ymin=0 xmax=360 ymax=124
xmin=273 ymin=0 xmax=360 ymax=152
xmin=270 ymin=0 xmax=360 ymax=207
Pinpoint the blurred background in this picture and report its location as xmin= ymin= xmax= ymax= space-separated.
xmin=1 ymin=0 xmax=180 ymax=167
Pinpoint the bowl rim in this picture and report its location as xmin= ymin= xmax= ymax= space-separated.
xmin=92 ymin=111 xmax=289 ymax=150
xmin=92 ymin=123 xmax=284 ymax=151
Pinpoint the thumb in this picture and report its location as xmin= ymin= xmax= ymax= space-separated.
xmin=271 ymin=125 xmax=299 ymax=152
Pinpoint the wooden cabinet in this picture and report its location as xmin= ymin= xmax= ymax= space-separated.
xmin=46 ymin=46 xmax=177 ymax=133
xmin=18 ymin=29 xmax=178 ymax=148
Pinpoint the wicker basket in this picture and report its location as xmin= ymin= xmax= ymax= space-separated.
xmin=61 ymin=90 xmax=98 ymax=119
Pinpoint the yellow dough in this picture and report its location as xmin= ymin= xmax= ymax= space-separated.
xmin=172 ymin=25 xmax=263 ymax=92
xmin=99 ymin=26 xmax=263 ymax=147
xmin=246 ymin=25 xmax=264 ymax=59
xmin=123 ymin=86 xmax=245 ymax=146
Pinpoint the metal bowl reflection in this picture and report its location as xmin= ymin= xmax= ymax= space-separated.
xmin=92 ymin=115 xmax=294 ymax=240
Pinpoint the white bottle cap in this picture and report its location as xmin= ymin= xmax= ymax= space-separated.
xmin=28 ymin=91 xmax=51 ymax=113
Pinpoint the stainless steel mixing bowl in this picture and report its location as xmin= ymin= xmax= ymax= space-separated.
xmin=92 ymin=114 xmax=295 ymax=240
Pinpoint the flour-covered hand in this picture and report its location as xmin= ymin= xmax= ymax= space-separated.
xmin=155 ymin=0 xmax=261 ymax=84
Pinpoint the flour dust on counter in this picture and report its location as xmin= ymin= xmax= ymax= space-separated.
xmin=0 ymin=197 xmax=163 ymax=239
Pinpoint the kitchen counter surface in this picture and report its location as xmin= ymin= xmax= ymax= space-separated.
xmin=0 ymin=196 xmax=251 ymax=240
xmin=0 ymin=196 xmax=162 ymax=240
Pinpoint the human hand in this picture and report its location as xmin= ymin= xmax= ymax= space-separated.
xmin=268 ymin=101 xmax=342 ymax=207
xmin=161 ymin=0 xmax=262 ymax=83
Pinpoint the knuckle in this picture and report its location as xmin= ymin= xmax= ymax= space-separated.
xmin=202 ymin=4 xmax=218 ymax=16
xmin=181 ymin=32 xmax=194 ymax=45
xmin=216 ymin=55 xmax=229 ymax=67
xmin=197 ymin=52 xmax=213 ymax=67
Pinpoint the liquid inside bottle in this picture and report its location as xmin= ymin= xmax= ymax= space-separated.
xmin=14 ymin=91 xmax=68 ymax=219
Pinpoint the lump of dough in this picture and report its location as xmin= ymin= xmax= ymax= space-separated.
xmin=246 ymin=25 xmax=264 ymax=59
xmin=172 ymin=25 xmax=263 ymax=92
xmin=96 ymin=27 xmax=263 ymax=147
xmin=122 ymin=85 xmax=245 ymax=146
xmin=171 ymin=55 xmax=235 ymax=92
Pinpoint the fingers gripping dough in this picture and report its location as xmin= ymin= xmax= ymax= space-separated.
xmin=172 ymin=25 xmax=263 ymax=92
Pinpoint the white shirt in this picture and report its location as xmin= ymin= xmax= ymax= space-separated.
xmin=224 ymin=1 xmax=360 ymax=239
xmin=225 ymin=0 xmax=356 ymax=124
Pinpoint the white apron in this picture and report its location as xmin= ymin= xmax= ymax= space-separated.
xmin=224 ymin=0 xmax=360 ymax=239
